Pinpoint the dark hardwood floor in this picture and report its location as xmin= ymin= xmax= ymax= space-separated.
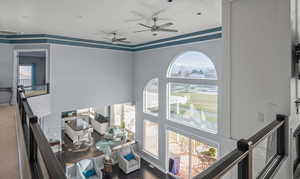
xmin=58 ymin=131 xmax=175 ymax=179
xmin=104 ymin=159 xmax=175 ymax=179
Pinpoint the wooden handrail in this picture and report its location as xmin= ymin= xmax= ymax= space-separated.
xmin=17 ymin=86 xmax=66 ymax=179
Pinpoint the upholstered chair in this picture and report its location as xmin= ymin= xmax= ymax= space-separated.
xmin=75 ymin=156 xmax=104 ymax=179
xmin=117 ymin=145 xmax=140 ymax=174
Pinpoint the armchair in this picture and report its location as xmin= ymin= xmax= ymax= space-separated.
xmin=75 ymin=156 xmax=104 ymax=179
xmin=118 ymin=145 xmax=140 ymax=174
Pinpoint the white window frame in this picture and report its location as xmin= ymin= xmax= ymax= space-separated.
xmin=143 ymin=78 xmax=159 ymax=116
xmin=166 ymin=51 xmax=218 ymax=134
xmin=142 ymin=119 xmax=159 ymax=159
xmin=165 ymin=125 xmax=219 ymax=179
xmin=111 ymin=103 xmax=136 ymax=135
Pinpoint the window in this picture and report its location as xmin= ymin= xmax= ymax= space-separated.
xmin=167 ymin=130 xmax=217 ymax=178
xmin=167 ymin=51 xmax=218 ymax=133
xmin=19 ymin=65 xmax=33 ymax=86
xmin=143 ymin=78 xmax=159 ymax=116
xmin=111 ymin=103 xmax=136 ymax=140
xmin=143 ymin=120 xmax=159 ymax=157
xmin=168 ymin=51 xmax=217 ymax=80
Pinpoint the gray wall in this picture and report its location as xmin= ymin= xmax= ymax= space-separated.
xmin=227 ymin=0 xmax=291 ymax=140
xmin=223 ymin=0 xmax=291 ymax=178
xmin=45 ymin=44 xmax=134 ymax=140
xmin=19 ymin=56 xmax=46 ymax=85
xmin=0 ymin=44 xmax=13 ymax=103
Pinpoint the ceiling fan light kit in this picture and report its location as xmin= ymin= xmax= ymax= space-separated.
xmin=103 ymin=32 xmax=131 ymax=44
xmin=135 ymin=17 xmax=178 ymax=35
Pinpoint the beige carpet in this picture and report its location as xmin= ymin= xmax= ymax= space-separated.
xmin=0 ymin=105 xmax=19 ymax=179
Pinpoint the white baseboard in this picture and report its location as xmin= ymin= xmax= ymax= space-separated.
xmin=140 ymin=154 xmax=167 ymax=174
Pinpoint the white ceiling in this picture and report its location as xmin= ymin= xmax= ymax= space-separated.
xmin=0 ymin=0 xmax=221 ymax=45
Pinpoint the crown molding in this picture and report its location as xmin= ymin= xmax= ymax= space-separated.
xmin=0 ymin=27 xmax=222 ymax=51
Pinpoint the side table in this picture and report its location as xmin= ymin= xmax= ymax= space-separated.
xmin=103 ymin=159 xmax=113 ymax=173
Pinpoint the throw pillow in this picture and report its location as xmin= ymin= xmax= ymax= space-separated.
xmin=124 ymin=153 xmax=135 ymax=161
xmin=82 ymin=169 xmax=96 ymax=178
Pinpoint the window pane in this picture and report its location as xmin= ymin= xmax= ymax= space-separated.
xmin=143 ymin=120 xmax=159 ymax=157
xmin=112 ymin=104 xmax=122 ymax=126
xmin=123 ymin=104 xmax=136 ymax=140
xmin=168 ymin=51 xmax=217 ymax=80
xmin=252 ymin=131 xmax=277 ymax=177
xmin=168 ymin=130 xmax=190 ymax=179
xmin=111 ymin=103 xmax=136 ymax=140
xmin=168 ymin=83 xmax=217 ymax=133
xmin=191 ymin=139 xmax=217 ymax=177
xmin=167 ymin=130 xmax=218 ymax=178
xmin=144 ymin=78 xmax=159 ymax=115
xmin=19 ymin=65 xmax=33 ymax=86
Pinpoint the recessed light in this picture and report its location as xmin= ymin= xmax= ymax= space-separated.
xmin=196 ymin=12 xmax=202 ymax=16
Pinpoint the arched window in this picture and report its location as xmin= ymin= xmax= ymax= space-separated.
xmin=168 ymin=51 xmax=217 ymax=80
xmin=143 ymin=78 xmax=159 ymax=116
xmin=167 ymin=51 xmax=218 ymax=133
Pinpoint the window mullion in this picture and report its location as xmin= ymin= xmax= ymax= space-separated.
xmin=189 ymin=138 xmax=192 ymax=179
xmin=167 ymin=78 xmax=217 ymax=85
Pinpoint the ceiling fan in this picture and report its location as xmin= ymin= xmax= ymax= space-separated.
xmin=127 ymin=7 xmax=170 ymax=25
xmin=103 ymin=32 xmax=131 ymax=44
xmin=135 ymin=17 xmax=178 ymax=36
xmin=0 ymin=30 xmax=18 ymax=35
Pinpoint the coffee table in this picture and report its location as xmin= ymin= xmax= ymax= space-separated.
xmin=95 ymin=139 xmax=135 ymax=164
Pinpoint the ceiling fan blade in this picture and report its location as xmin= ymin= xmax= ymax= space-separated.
xmin=156 ymin=17 xmax=171 ymax=21
xmin=117 ymin=38 xmax=127 ymax=41
xmin=119 ymin=40 xmax=131 ymax=44
xmin=103 ymin=37 xmax=112 ymax=41
xmin=0 ymin=30 xmax=18 ymax=35
xmin=138 ymin=23 xmax=152 ymax=29
xmin=158 ymin=22 xmax=174 ymax=28
xmin=157 ymin=28 xmax=178 ymax=32
xmin=134 ymin=29 xmax=151 ymax=33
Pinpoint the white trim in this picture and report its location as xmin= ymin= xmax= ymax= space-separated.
xmin=6 ymin=37 xmax=132 ymax=49
xmin=165 ymin=125 xmax=219 ymax=149
xmin=143 ymin=78 xmax=159 ymax=117
xmin=13 ymin=48 xmax=49 ymax=103
xmin=220 ymin=0 xmax=232 ymax=139
xmin=165 ymin=81 xmax=218 ymax=134
xmin=167 ymin=78 xmax=217 ymax=85
xmin=141 ymin=150 xmax=159 ymax=160
xmin=132 ymin=32 xmax=221 ymax=49
xmin=140 ymin=154 xmax=167 ymax=173
xmin=142 ymin=119 xmax=159 ymax=159
xmin=135 ymin=38 xmax=221 ymax=53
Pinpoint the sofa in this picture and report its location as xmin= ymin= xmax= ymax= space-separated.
xmin=65 ymin=118 xmax=93 ymax=144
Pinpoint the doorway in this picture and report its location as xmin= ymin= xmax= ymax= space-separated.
xmin=13 ymin=49 xmax=49 ymax=98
